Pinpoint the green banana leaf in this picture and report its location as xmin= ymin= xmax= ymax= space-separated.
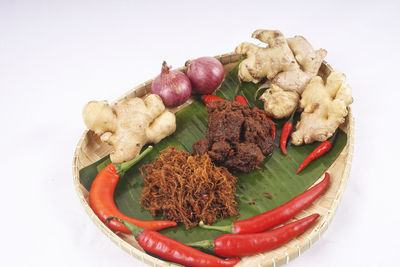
xmin=79 ymin=64 xmax=347 ymax=245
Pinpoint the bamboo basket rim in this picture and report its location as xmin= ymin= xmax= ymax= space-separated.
xmin=72 ymin=52 xmax=354 ymax=267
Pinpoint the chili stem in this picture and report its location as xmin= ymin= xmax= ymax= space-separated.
xmin=106 ymin=217 xmax=145 ymax=237
xmin=198 ymin=221 xmax=234 ymax=233
xmin=186 ymin=239 xmax=214 ymax=251
xmin=116 ymin=145 xmax=153 ymax=174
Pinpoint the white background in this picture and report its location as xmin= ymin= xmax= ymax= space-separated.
xmin=1 ymin=0 xmax=399 ymax=266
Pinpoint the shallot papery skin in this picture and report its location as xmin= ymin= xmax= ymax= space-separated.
xmin=186 ymin=57 xmax=224 ymax=95
xmin=151 ymin=61 xmax=192 ymax=107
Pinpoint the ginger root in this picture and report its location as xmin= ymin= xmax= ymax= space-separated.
xmin=82 ymin=94 xmax=176 ymax=163
xmin=235 ymin=30 xmax=298 ymax=84
xmin=259 ymin=84 xmax=299 ymax=119
xmin=235 ymin=30 xmax=327 ymax=118
xmin=291 ymin=71 xmax=353 ymax=145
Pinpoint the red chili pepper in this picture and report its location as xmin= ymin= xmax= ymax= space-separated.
xmin=280 ymin=122 xmax=293 ymax=155
xmin=89 ymin=146 xmax=177 ymax=233
xmin=188 ymin=214 xmax=319 ymax=258
xmin=280 ymin=109 xmax=296 ymax=155
xmin=234 ymin=95 xmax=248 ymax=105
xmin=199 ymin=172 xmax=329 ymax=234
xmin=107 ymin=217 xmax=240 ymax=267
xmin=297 ymin=132 xmax=338 ymax=174
xmin=201 ymin=94 xmax=225 ymax=104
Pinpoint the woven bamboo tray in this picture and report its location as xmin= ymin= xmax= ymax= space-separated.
xmin=73 ymin=52 xmax=354 ymax=267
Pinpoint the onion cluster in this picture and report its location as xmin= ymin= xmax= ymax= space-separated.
xmin=151 ymin=57 xmax=224 ymax=107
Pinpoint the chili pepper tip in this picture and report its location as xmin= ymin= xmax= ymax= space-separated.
xmin=106 ymin=216 xmax=120 ymax=224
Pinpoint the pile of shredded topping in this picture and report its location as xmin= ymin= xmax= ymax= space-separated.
xmin=140 ymin=146 xmax=238 ymax=229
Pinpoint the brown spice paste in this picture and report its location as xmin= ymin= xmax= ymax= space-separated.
xmin=193 ymin=101 xmax=274 ymax=173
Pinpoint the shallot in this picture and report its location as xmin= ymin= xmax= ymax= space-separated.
xmin=186 ymin=57 xmax=224 ymax=95
xmin=151 ymin=61 xmax=192 ymax=107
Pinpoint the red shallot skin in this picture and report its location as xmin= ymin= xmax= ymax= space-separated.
xmin=151 ymin=61 xmax=192 ymax=107
xmin=186 ymin=57 xmax=224 ymax=95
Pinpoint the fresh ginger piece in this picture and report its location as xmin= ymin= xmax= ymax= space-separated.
xmin=235 ymin=30 xmax=298 ymax=83
xmin=259 ymin=84 xmax=299 ymax=119
xmin=287 ymin=36 xmax=327 ymax=75
xmin=271 ymin=70 xmax=314 ymax=95
xmin=82 ymin=100 xmax=117 ymax=135
xmin=235 ymin=30 xmax=326 ymax=93
xmin=82 ymin=94 xmax=176 ymax=163
xmin=272 ymin=36 xmax=327 ymax=94
xmin=236 ymin=30 xmax=327 ymax=119
xmin=291 ymin=71 xmax=353 ymax=145
xmin=146 ymin=111 xmax=176 ymax=143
